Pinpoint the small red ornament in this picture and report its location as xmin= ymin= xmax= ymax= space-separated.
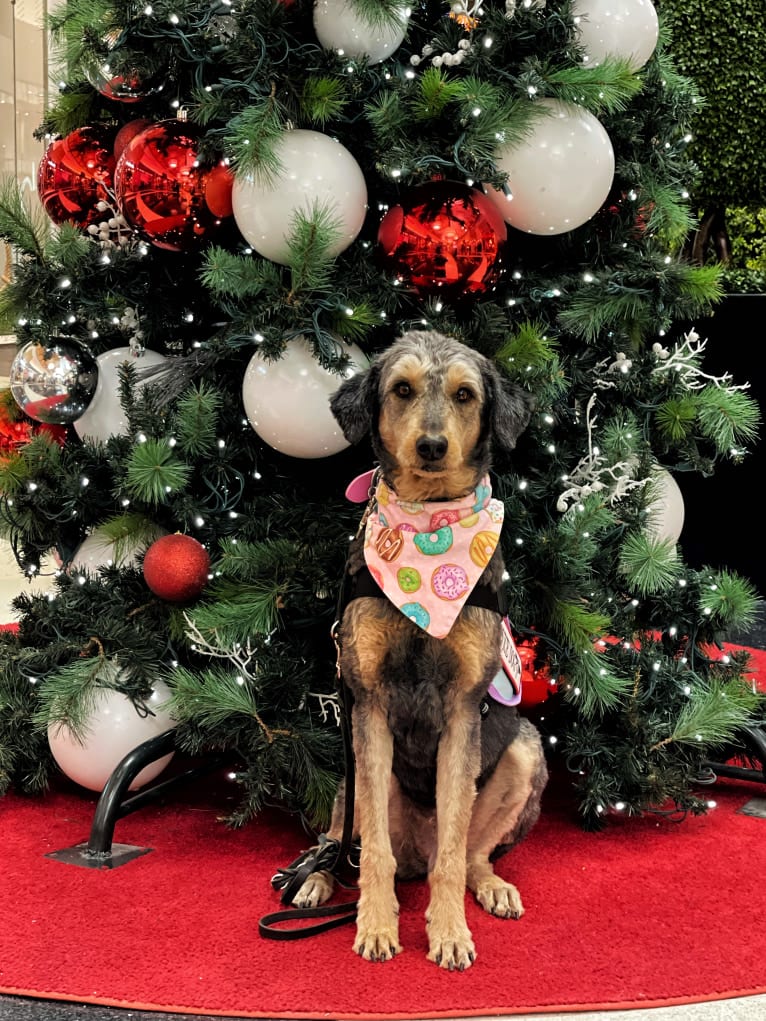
xmin=37 ymin=126 xmax=116 ymax=229
xmin=0 ymin=392 xmax=67 ymax=458
xmin=114 ymin=119 xmax=153 ymax=161
xmin=114 ymin=120 xmax=233 ymax=252
xmin=204 ymin=162 xmax=235 ymax=218
xmin=377 ymin=180 xmax=507 ymax=299
xmin=143 ymin=533 xmax=211 ymax=602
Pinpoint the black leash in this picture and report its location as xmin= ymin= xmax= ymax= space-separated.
xmin=259 ymin=553 xmax=363 ymax=941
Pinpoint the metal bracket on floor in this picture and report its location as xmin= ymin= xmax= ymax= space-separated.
xmin=46 ymin=729 xmax=220 ymax=869
xmin=702 ymin=723 xmax=766 ymax=786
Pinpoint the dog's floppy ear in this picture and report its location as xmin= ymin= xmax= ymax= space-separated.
xmin=330 ymin=364 xmax=380 ymax=445
xmin=482 ymin=361 xmax=535 ymax=453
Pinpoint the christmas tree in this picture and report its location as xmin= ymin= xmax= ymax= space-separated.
xmin=0 ymin=0 xmax=762 ymax=832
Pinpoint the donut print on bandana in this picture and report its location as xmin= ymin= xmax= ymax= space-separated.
xmin=363 ymin=474 xmax=504 ymax=638
xmin=431 ymin=564 xmax=469 ymax=601
xmin=413 ymin=526 xmax=453 ymax=556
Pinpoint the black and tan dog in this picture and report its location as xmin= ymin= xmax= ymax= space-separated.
xmin=294 ymin=329 xmax=547 ymax=970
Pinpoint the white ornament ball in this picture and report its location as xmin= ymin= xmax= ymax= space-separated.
xmin=48 ymin=677 xmax=177 ymax=792
xmin=313 ymin=0 xmax=410 ymax=64
xmin=646 ymin=468 xmax=685 ymax=544
xmin=572 ymin=0 xmax=659 ymax=72
xmin=70 ymin=524 xmax=167 ymax=575
xmin=242 ymin=337 xmax=368 ymax=459
xmin=73 ymin=346 xmax=168 ymax=444
xmin=486 ymin=99 xmax=615 ymax=235
xmin=232 ymin=129 xmax=368 ymax=265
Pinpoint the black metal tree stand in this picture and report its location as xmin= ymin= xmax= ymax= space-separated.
xmin=47 ymin=730 xmax=223 ymax=869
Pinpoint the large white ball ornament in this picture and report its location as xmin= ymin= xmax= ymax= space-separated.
xmin=73 ymin=346 xmax=168 ymax=443
xmin=313 ymin=0 xmax=410 ymax=64
xmin=70 ymin=523 xmax=167 ymax=575
xmin=486 ymin=99 xmax=615 ymax=236
xmin=646 ymin=468 xmax=685 ymax=544
xmin=242 ymin=337 xmax=368 ymax=458
xmin=232 ymin=129 xmax=368 ymax=265
xmin=572 ymin=0 xmax=659 ymax=72
xmin=48 ymin=676 xmax=177 ymax=792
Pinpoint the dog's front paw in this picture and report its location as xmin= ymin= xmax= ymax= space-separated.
xmin=291 ymin=869 xmax=334 ymax=909
xmin=353 ymin=926 xmax=401 ymax=962
xmin=353 ymin=906 xmax=401 ymax=962
xmin=426 ymin=926 xmax=476 ymax=972
xmin=474 ymin=876 xmax=525 ymax=920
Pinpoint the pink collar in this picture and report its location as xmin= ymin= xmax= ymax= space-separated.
xmin=362 ymin=475 xmax=504 ymax=638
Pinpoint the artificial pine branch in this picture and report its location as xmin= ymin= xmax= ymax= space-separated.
xmin=651 ymin=678 xmax=761 ymax=752
xmin=200 ymin=247 xmax=283 ymax=299
xmin=300 ymin=76 xmax=350 ymax=126
xmin=286 ymin=204 xmax=343 ymax=297
xmin=565 ymin=649 xmax=634 ymax=718
xmin=124 ymin=440 xmax=192 ymax=504
xmin=619 ymin=533 xmax=681 ymax=596
xmin=696 ymin=569 xmax=760 ymax=631
xmin=224 ymin=97 xmax=286 ymax=182
xmin=695 ymin=386 xmax=760 ymax=453
xmin=544 ymin=56 xmax=644 ymax=114
xmin=0 ymin=178 xmax=49 ymax=260
xmin=174 ymin=382 xmax=224 ymax=458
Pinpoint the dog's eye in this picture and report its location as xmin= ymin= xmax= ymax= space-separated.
xmin=455 ymin=387 xmax=474 ymax=403
xmin=394 ymin=382 xmax=412 ymax=398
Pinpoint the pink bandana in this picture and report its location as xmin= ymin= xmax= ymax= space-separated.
xmin=363 ymin=475 xmax=504 ymax=638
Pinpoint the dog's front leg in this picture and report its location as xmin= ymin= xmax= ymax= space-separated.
xmin=426 ymin=701 xmax=479 ymax=971
xmin=352 ymin=696 xmax=402 ymax=962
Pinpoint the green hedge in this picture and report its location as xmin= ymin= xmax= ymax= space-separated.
xmin=659 ymin=1 xmax=766 ymax=208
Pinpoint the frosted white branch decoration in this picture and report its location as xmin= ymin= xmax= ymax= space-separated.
xmin=310 ymin=691 xmax=342 ymax=727
xmin=651 ymin=329 xmax=750 ymax=392
xmin=557 ymin=394 xmax=646 ymax=513
xmin=184 ymin=614 xmax=258 ymax=681
xmin=592 ymin=350 xmax=633 ymax=389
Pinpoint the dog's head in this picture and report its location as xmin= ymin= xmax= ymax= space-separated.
xmin=330 ymin=330 xmax=534 ymax=501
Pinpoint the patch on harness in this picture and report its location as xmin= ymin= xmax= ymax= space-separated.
xmin=487 ymin=616 xmax=522 ymax=706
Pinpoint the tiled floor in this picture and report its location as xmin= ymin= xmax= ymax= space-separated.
xmin=2 ymin=346 xmax=765 ymax=1019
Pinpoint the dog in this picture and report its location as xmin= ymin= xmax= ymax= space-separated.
xmin=292 ymin=329 xmax=548 ymax=970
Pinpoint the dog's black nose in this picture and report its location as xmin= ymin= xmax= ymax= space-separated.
xmin=416 ymin=434 xmax=448 ymax=461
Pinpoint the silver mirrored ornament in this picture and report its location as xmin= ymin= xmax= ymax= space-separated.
xmin=10 ymin=339 xmax=99 ymax=425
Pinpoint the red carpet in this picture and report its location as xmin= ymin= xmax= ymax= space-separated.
xmin=1 ymin=757 xmax=765 ymax=1017
xmin=1 ymin=631 xmax=765 ymax=1017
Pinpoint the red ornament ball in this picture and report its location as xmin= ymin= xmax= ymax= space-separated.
xmin=37 ymin=126 xmax=116 ymax=229
xmin=114 ymin=120 xmax=233 ymax=252
xmin=377 ymin=180 xmax=507 ymax=299
xmin=143 ymin=533 xmax=211 ymax=602
xmin=514 ymin=638 xmax=558 ymax=708
xmin=114 ymin=119 xmax=153 ymax=161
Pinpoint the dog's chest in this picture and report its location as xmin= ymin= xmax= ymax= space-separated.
xmin=341 ymin=597 xmax=501 ymax=787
